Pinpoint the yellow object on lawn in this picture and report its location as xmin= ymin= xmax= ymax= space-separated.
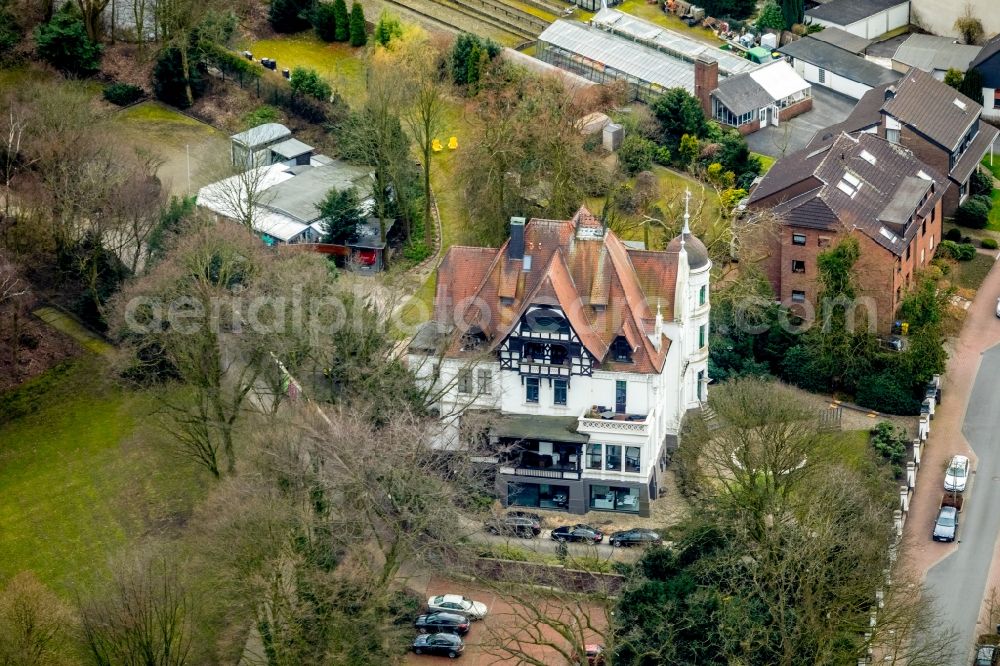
xmin=448 ymin=136 xmax=458 ymax=150
xmin=432 ymin=139 xmax=443 ymax=152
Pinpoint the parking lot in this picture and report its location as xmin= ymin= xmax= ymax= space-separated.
xmin=404 ymin=576 xmax=609 ymax=665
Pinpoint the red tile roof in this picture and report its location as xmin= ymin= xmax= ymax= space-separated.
xmin=433 ymin=207 xmax=684 ymax=374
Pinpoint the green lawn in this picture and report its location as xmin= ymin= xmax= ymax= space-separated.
xmin=752 ymin=152 xmax=776 ymax=174
xmin=982 ymin=155 xmax=1000 ymax=181
xmin=827 ymin=429 xmax=872 ymax=472
xmin=952 ymin=252 xmax=996 ymax=290
xmin=0 ymin=357 xmax=207 ymax=594
xmin=990 ymin=189 xmax=1000 ymax=232
xmin=239 ymin=34 xmax=368 ymax=104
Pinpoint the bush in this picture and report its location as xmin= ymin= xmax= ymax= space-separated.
xmin=944 ymin=227 xmax=963 ymax=242
xmin=938 ymin=239 xmax=976 ymax=261
xmin=653 ymin=146 xmax=672 ymax=166
xmin=312 ymin=1 xmax=338 ymax=41
xmin=269 ymin=0 xmax=311 ymax=33
xmin=349 ymin=1 xmax=367 ymax=47
xmin=290 ymin=66 xmax=332 ymax=101
xmin=34 ymin=11 xmax=102 ymax=76
xmin=955 ymin=197 xmax=990 ymax=228
xmin=0 ymin=9 xmax=21 ymax=62
xmin=242 ymin=105 xmax=282 ymax=128
xmin=618 ymin=134 xmax=655 ymax=175
xmin=402 ymin=241 xmax=432 ymax=263
xmin=856 ymin=370 xmax=920 ymax=415
xmin=983 ymin=237 xmax=998 ymax=250
xmin=971 ymin=169 xmax=994 ymax=197
xmin=373 ymin=10 xmax=402 ymax=47
xmin=152 ymin=46 xmax=207 ymax=108
xmin=869 ymin=421 xmax=908 ymax=466
xmin=102 ymin=83 xmax=144 ymax=106
xmin=755 ymin=1 xmax=784 ymax=30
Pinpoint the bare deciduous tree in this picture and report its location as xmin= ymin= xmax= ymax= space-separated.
xmin=0 ymin=571 xmax=75 ymax=666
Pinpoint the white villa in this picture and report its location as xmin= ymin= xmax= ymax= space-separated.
xmin=408 ymin=200 xmax=711 ymax=516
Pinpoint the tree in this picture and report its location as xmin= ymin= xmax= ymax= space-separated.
xmin=0 ymin=572 xmax=75 ymax=665
xmin=373 ymin=9 xmax=401 ymax=47
xmin=75 ymin=0 xmax=111 ymax=42
xmin=618 ymin=134 xmax=655 ymax=175
xmin=959 ymin=67 xmax=985 ymax=105
xmin=79 ymin=554 xmax=191 ymax=666
xmin=290 ymin=66 xmax=332 ymax=100
xmin=333 ymin=0 xmax=348 ymax=41
xmin=0 ymin=4 xmax=22 ymax=62
xmin=944 ymin=67 xmax=964 ymax=90
xmin=312 ymin=1 xmax=337 ymax=41
xmin=319 ymin=187 xmax=363 ymax=243
xmin=651 ymin=88 xmax=705 ymax=149
xmin=780 ymin=0 xmax=803 ymax=29
xmin=954 ymin=4 xmax=984 ymax=44
xmin=349 ymin=1 xmax=366 ymax=47
xmin=449 ymin=32 xmax=500 ymax=86
xmin=269 ymin=0 xmax=310 ymax=33
xmin=956 ymin=196 xmax=990 ymax=228
xmin=199 ymin=159 xmax=276 ymax=234
xmin=677 ymin=133 xmax=700 ymax=168
xmin=755 ymin=1 xmax=784 ymax=30
xmin=153 ymin=45 xmax=207 ymax=108
xmin=34 ymin=11 xmax=102 ymax=76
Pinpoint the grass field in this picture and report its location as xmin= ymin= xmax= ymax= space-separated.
xmin=0 ymin=357 xmax=207 ymax=594
xmin=952 ymin=252 xmax=996 ymax=291
xmin=752 ymin=152 xmax=776 ymax=174
xmin=618 ymin=0 xmax=722 ymax=44
xmin=239 ymin=34 xmax=368 ymax=103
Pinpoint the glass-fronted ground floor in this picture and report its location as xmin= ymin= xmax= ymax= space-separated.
xmin=500 ymin=475 xmax=657 ymax=517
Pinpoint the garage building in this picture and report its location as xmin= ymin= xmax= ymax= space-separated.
xmin=779 ymin=37 xmax=902 ymax=100
xmin=805 ymin=0 xmax=911 ymax=40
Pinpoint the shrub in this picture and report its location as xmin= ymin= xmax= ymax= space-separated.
xmin=312 ymin=1 xmax=338 ymax=41
xmin=856 ymin=370 xmax=921 ymax=415
xmin=349 ymin=1 xmax=367 ymax=47
xmin=333 ymin=0 xmax=350 ymax=41
xmin=653 ymin=146 xmax=672 ymax=166
xmin=677 ymin=133 xmax=699 ymax=167
xmin=242 ymin=105 xmax=282 ymax=128
xmin=402 ymin=241 xmax=432 ymax=263
xmin=290 ymin=66 xmax=331 ymax=101
xmin=152 ymin=46 xmax=206 ymax=108
xmin=938 ymin=239 xmax=977 ymax=261
xmin=755 ymin=1 xmax=784 ymax=30
xmin=34 ymin=11 xmax=102 ymax=76
xmin=373 ymin=10 xmax=402 ymax=47
xmin=869 ymin=421 xmax=908 ymax=466
xmin=0 ymin=9 xmax=21 ymax=62
xmin=269 ymin=0 xmax=311 ymax=33
xmin=972 ymin=169 xmax=994 ymax=197
xmin=944 ymin=227 xmax=963 ymax=241
xmin=983 ymin=237 xmax=998 ymax=250
xmin=956 ymin=197 xmax=990 ymax=228
xmin=102 ymin=83 xmax=144 ymax=106
xmin=618 ymin=134 xmax=655 ymax=175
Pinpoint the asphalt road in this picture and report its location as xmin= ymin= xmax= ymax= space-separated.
xmin=473 ymin=527 xmax=643 ymax=562
xmin=925 ymin=343 xmax=1000 ymax=657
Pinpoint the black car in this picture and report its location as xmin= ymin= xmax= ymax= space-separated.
xmin=506 ymin=510 xmax=543 ymax=524
xmin=484 ymin=515 xmax=541 ymax=538
xmin=551 ymin=525 xmax=604 ymax=543
xmin=412 ymin=632 xmax=464 ymax=658
xmin=414 ymin=612 xmax=470 ymax=635
xmin=609 ymin=528 xmax=662 ymax=547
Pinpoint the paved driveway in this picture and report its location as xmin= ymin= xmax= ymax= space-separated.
xmin=746 ymin=86 xmax=857 ymax=158
xmin=901 ymin=253 xmax=1000 ymax=662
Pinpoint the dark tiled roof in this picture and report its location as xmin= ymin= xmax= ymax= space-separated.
xmin=429 ymin=207 xmax=696 ymax=373
xmin=883 ymin=68 xmax=982 ymax=151
xmin=971 ymin=33 xmax=1000 ymax=88
xmin=779 ymin=38 xmax=903 ymax=87
xmin=808 ymin=84 xmax=892 ymax=146
xmin=951 ymin=124 xmax=1000 ymax=184
xmin=748 ymin=143 xmax=830 ymax=204
xmin=809 ymin=27 xmax=872 ymax=55
xmin=774 ymin=133 xmax=947 ymax=256
xmin=805 ymin=0 xmax=908 ymax=26
xmin=713 ymin=73 xmax=772 ymax=117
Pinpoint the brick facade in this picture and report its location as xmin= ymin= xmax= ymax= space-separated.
xmin=778 ymin=96 xmax=813 ymax=122
xmin=694 ymin=56 xmax=718 ymax=118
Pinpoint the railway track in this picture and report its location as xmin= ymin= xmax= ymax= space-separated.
xmin=383 ymin=0 xmax=534 ymax=41
xmin=452 ymin=0 xmax=549 ymax=35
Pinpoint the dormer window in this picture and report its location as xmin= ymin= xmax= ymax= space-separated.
xmin=524 ymin=308 xmax=569 ymax=335
xmin=611 ymin=336 xmax=633 ymax=363
xmin=460 ymin=326 xmax=488 ymax=351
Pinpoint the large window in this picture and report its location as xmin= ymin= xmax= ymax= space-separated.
xmin=887 ymin=128 xmax=900 ymax=144
xmin=508 ymin=483 xmax=569 ymax=510
xmin=587 ymin=444 xmax=602 ymax=469
xmin=458 ymin=369 xmax=472 ymax=394
xmin=589 ymin=485 xmax=639 ymax=513
xmin=615 ymin=380 xmax=627 ymax=413
xmin=625 ymin=446 xmax=641 ymax=473
xmin=605 ymin=445 xmax=622 ymax=471
xmin=554 ymin=379 xmax=568 ymax=406
xmin=477 ymin=369 xmax=492 ymax=395
xmin=525 ymin=377 xmax=539 ymax=403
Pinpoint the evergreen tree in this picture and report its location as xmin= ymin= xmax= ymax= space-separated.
xmin=312 ymin=2 xmax=337 ymax=42
xmin=373 ymin=10 xmax=401 ymax=47
xmin=755 ymin=1 xmax=784 ymax=30
xmin=943 ymin=67 xmax=964 ymax=90
xmin=349 ymin=2 xmax=366 ymax=47
xmin=333 ymin=0 xmax=349 ymax=41
xmin=269 ymin=0 xmax=311 ymax=33
xmin=320 ymin=188 xmax=364 ymax=244
xmin=152 ymin=45 xmax=207 ymax=108
xmin=959 ymin=67 xmax=985 ymax=105
xmin=34 ymin=11 xmax=102 ymax=76
xmin=651 ymin=88 xmax=706 ymax=149
xmin=780 ymin=0 xmax=803 ymax=28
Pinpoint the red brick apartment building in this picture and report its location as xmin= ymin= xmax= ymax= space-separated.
xmin=746 ymin=132 xmax=946 ymax=333
xmin=809 ymin=68 xmax=998 ymax=216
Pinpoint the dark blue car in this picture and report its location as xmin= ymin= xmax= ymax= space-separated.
xmin=412 ymin=633 xmax=464 ymax=658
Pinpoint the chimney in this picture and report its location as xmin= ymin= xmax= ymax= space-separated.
xmin=508 ymin=217 xmax=526 ymax=260
xmin=693 ymin=55 xmax=718 ymax=117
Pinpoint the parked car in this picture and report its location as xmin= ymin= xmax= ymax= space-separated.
xmin=484 ymin=516 xmax=540 ymax=538
xmin=609 ymin=528 xmax=662 ymax=547
xmin=933 ymin=506 xmax=958 ymax=542
xmin=975 ymin=644 xmax=997 ymax=666
xmin=414 ymin=612 xmax=470 ymax=635
xmin=572 ymin=644 xmax=606 ymax=666
xmin=506 ymin=510 xmax=543 ymax=524
xmin=944 ymin=455 xmax=971 ymax=492
xmin=427 ymin=594 xmax=488 ymax=620
xmin=551 ymin=525 xmax=604 ymax=543
xmin=412 ymin=632 xmax=464 ymax=658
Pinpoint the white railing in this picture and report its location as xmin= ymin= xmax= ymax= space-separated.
xmin=577 ymin=415 xmax=650 ymax=435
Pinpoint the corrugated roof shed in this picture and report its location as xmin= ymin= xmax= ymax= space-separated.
xmin=230 ymin=123 xmax=291 ymax=149
xmin=806 ymin=0 xmax=908 ymax=26
xmin=262 ymin=161 xmax=373 ymax=224
xmin=779 ymin=38 xmax=903 ymax=87
xmin=892 ymin=34 xmax=981 ymax=72
xmin=809 ymin=27 xmax=872 ymax=55
xmin=270 ymin=138 xmax=314 ymax=160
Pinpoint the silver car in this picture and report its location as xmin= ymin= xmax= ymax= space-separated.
xmin=944 ymin=455 xmax=970 ymax=492
xmin=427 ymin=594 xmax=488 ymax=620
xmin=933 ymin=506 xmax=958 ymax=542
